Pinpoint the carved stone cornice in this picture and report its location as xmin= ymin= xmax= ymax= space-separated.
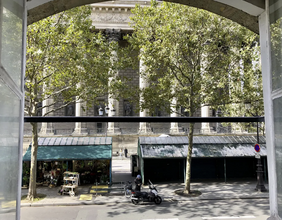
xmin=90 ymin=1 xmax=152 ymax=31
xmin=90 ymin=5 xmax=133 ymax=30
xmin=90 ymin=1 xmax=159 ymax=31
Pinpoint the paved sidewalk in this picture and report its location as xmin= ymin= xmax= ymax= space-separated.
xmin=20 ymin=157 xmax=269 ymax=207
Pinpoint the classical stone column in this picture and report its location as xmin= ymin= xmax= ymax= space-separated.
xmin=139 ymin=57 xmax=152 ymax=134
xmin=200 ymin=105 xmax=210 ymax=133
xmin=106 ymin=29 xmax=121 ymax=134
xmin=170 ymin=97 xmax=183 ymax=134
xmin=40 ymin=98 xmax=54 ymax=135
xmin=72 ymin=100 xmax=88 ymax=136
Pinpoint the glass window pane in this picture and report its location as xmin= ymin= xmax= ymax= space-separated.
xmin=1 ymin=0 xmax=23 ymax=88
xmin=0 ymin=82 xmax=20 ymax=219
xmin=274 ymin=97 xmax=282 ymax=217
xmin=270 ymin=0 xmax=282 ymax=91
xmin=0 ymin=1 xmax=24 ymax=219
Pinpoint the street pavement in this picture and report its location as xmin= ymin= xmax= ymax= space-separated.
xmin=20 ymin=156 xmax=269 ymax=207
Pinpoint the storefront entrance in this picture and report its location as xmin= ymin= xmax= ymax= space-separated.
xmin=22 ymin=137 xmax=112 ymax=187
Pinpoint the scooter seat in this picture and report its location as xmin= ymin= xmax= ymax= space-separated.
xmin=135 ymin=191 xmax=148 ymax=197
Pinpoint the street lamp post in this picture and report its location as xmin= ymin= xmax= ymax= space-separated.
xmin=255 ymin=121 xmax=267 ymax=192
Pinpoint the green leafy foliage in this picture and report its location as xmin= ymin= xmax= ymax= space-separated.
xmin=125 ymin=0 xmax=262 ymax=193
xmin=25 ymin=5 xmax=117 ymax=200
xmin=25 ymin=5 xmax=114 ymax=116
xmin=126 ymin=1 xmax=262 ymax=118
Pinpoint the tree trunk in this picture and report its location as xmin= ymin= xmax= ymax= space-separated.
xmin=27 ymin=122 xmax=38 ymax=201
xmin=184 ymin=122 xmax=194 ymax=194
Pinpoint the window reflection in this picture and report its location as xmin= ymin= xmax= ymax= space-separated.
xmin=0 ymin=81 xmax=20 ymax=218
xmin=0 ymin=0 xmax=24 ymax=219
xmin=270 ymin=17 xmax=282 ymax=91
xmin=1 ymin=0 xmax=23 ymax=88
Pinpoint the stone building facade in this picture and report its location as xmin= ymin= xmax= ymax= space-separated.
xmin=23 ymin=0 xmax=255 ymax=155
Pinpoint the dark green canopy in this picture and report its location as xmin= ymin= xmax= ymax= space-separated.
xmin=23 ymin=137 xmax=112 ymax=161
xmin=139 ymin=136 xmax=266 ymax=158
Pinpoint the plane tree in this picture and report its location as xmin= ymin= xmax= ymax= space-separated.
xmin=25 ymin=5 xmax=119 ymax=200
xmin=126 ymin=0 xmax=261 ymax=194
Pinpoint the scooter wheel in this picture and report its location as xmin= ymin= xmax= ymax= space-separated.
xmin=154 ymin=196 xmax=162 ymax=205
xmin=131 ymin=199 xmax=139 ymax=205
xmin=125 ymin=189 xmax=131 ymax=198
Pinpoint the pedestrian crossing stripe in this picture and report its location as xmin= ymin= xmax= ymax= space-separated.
xmin=1 ymin=200 xmax=16 ymax=209
xmin=91 ymin=185 xmax=109 ymax=189
xmin=90 ymin=185 xmax=109 ymax=194
xmin=142 ymin=219 xmax=179 ymax=220
xmin=90 ymin=190 xmax=108 ymax=194
xmin=79 ymin=194 xmax=92 ymax=201
xmin=202 ymin=216 xmax=256 ymax=219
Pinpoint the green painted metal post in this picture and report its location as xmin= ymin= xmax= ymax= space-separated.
xmin=264 ymin=158 xmax=267 ymax=183
xmin=224 ymin=158 xmax=226 ymax=182
xmin=110 ymin=159 xmax=112 ymax=183
xmin=184 ymin=159 xmax=186 ymax=183
xmin=255 ymin=121 xmax=267 ymax=192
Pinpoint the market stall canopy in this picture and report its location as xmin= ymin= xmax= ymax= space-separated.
xmin=139 ymin=136 xmax=266 ymax=158
xmin=23 ymin=137 xmax=112 ymax=161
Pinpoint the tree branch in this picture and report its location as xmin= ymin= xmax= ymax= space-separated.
xmin=44 ymin=86 xmax=71 ymax=100
xmin=42 ymin=100 xmax=76 ymax=116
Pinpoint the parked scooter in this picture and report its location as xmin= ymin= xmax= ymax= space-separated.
xmin=124 ymin=181 xmax=133 ymax=198
xmin=130 ymin=180 xmax=162 ymax=205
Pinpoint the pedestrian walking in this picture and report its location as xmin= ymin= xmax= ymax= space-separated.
xmin=124 ymin=148 xmax=128 ymax=158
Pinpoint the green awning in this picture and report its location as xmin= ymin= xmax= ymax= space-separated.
xmin=23 ymin=145 xmax=112 ymax=161
xmin=140 ymin=144 xmax=267 ymax=158
xmin=139 ymin=135 xmax=267 ymax=158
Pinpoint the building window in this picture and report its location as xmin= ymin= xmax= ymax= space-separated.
xmin=97 ymin=123 xmax=103 ymax=133
xmin=65 ymin=103 xmax=75 ymax=116
xmin=212 ymin=109 xmax=216 ymax=117
xmin=124 ymin=101 xmax=132 ymax=116
xmin=150 ymin=107 xmax=162 ymax=116
xmin=37 ymin=102 xmax=42 ymax=116
xmin=181 ymin=107 xmax=189 ymax=117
